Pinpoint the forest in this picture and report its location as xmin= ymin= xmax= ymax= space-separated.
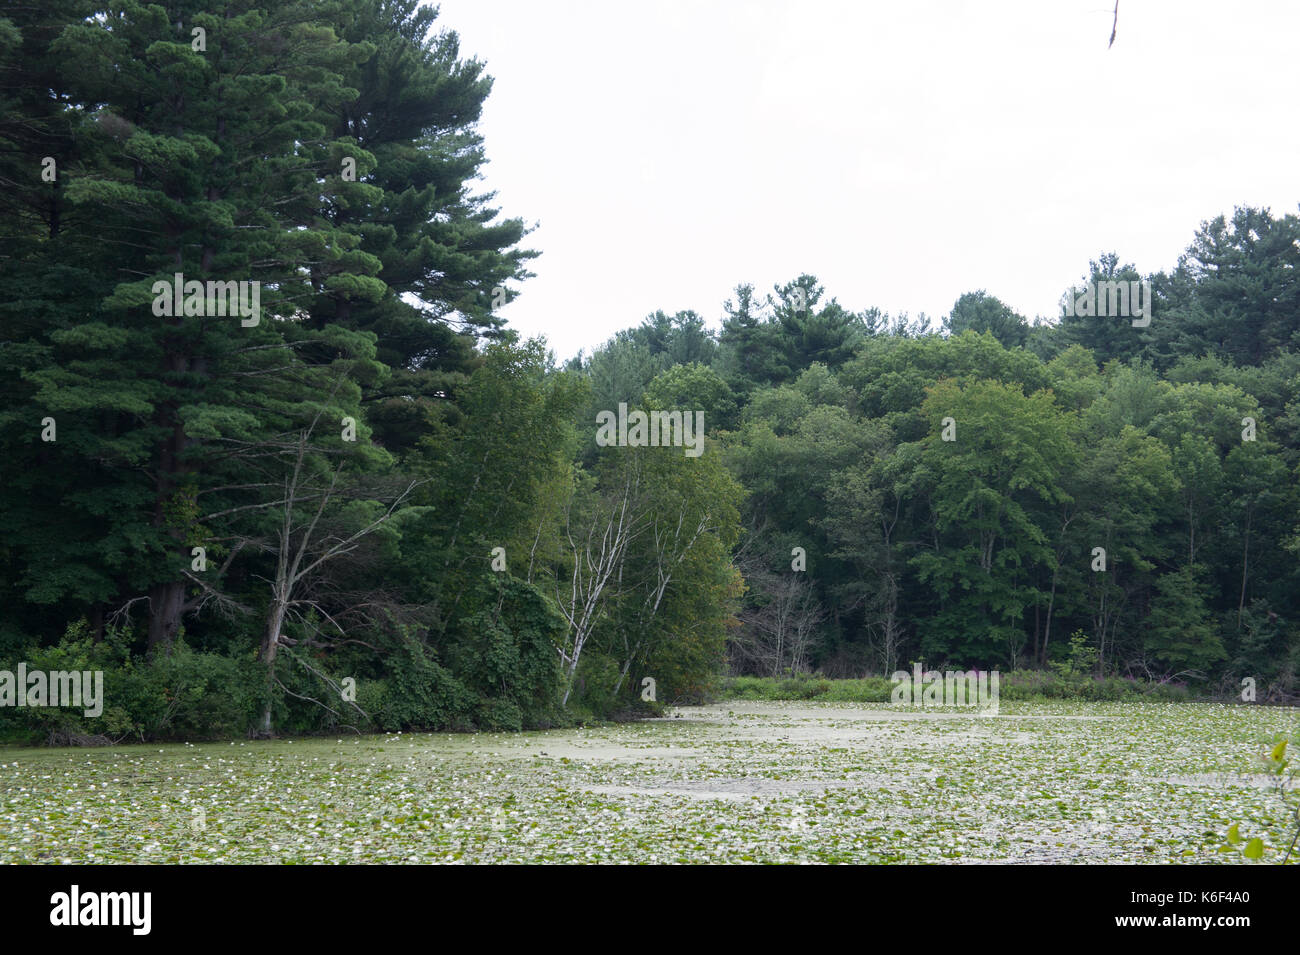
xmin=2 ymin=0 xmax=1299 ymax=744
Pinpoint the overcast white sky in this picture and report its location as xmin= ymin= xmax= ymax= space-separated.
xmin=432 ymin=0 xmax=1300 ymax=361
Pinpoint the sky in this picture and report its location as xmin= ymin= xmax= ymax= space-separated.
xmin=431 ymin=0 xmax=1300 ymax=361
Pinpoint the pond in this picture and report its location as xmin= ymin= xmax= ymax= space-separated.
xmin=1 ymin=700 xmax=1296 ymax=863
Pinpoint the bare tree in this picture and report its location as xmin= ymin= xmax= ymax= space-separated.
xmin=249 ymin=428 xmax=422 ymax=734
xmin=554 ymin=464 xmax=646 ymax=704
xmin=864 ymin=569 xmax=904 ymax=676
xmin=612 ymin=497 xmax=717 ymax=695
xmin=731 ymin=558 xmax=826 ymax=677
xmin=187 ymin=395 xmax=425 ymax=735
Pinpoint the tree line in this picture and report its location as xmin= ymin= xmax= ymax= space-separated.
xmin=578 ymin=213 xmax=1300 ymax=698
xmin=2 ymin=1 xmax=1297 ymax=743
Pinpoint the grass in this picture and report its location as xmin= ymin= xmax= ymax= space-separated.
xmin=718 ymin=671 xmax=1195 ymax=703
xmin=722 ymin=674 xmax=895 ymax=702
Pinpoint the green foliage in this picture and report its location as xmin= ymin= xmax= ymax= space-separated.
xmin=566 ymin=651 xmax=623 ymax=721
xmin=720 ymin=673 xmax=895 ymax=702
xmin=1049 ymin=631 xmax=1100 ymax=682
xmin=719 ymin=671 xmax=1187 ymax=703
xmin=944 ymin=291 xmax=1029 ymax=349
xmin=363 ymin=629 xmax=472 ymax=733
xmin=1146 ymin=568 xmax=1225 ymax=674
xmin=1223 ymin=732 xmax=1299 ymax=864
xmin=445 ymin=575 xmax=567 ymax=729
xmin=0 ymin=0 xmax=559 ymax=739
xmin=4 ymin=0 xmax=1300 ymax=743
xmin=0 ymin=622 xmax=262 ymax=744
xmin=644 ymin=362 xmax=739 ymax=432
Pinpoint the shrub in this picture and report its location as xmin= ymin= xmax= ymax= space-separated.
xmin=475 ymin=698 xmax=523 ymax=732
xmin=0 ymin=621 xmax=262 ymax=744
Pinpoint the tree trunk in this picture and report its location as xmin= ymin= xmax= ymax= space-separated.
xmin=89 ymin=602 xmax=104 ymax=643
xmin=259 ymin=600 xmax=288 ymax=735
xmin=1041 ymin=565 xmax=1059 ymax=666
xmin=147 ymin=580 xmax=185 ymax=653
xmin=1238 ymin=516 xmax=1251 ymax=629
xmin=561 ymin=644 xmax=584 ymax=706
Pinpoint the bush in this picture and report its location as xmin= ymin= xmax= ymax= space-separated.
xmin=131 ymin=641 xmax=262 ymax=738
xmin=442 ymin=576 xmax=566 ymax=728
xmin=366 ymin=629 xmax=473 ymax=732
xmin=567 ymin=650 xmax=622 ymax=720
xmin=999 ymin=669 xmax=1189 ymax=702
xmin=475 ymin=698 xmax=523 ymax=732
xmin=0 ymin=621 xmax=262 ymax=744
xmin=719 ymin=670 xmax=1190 ymax=704
xmin=719 ymin=673 xmax=893 ymax=703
